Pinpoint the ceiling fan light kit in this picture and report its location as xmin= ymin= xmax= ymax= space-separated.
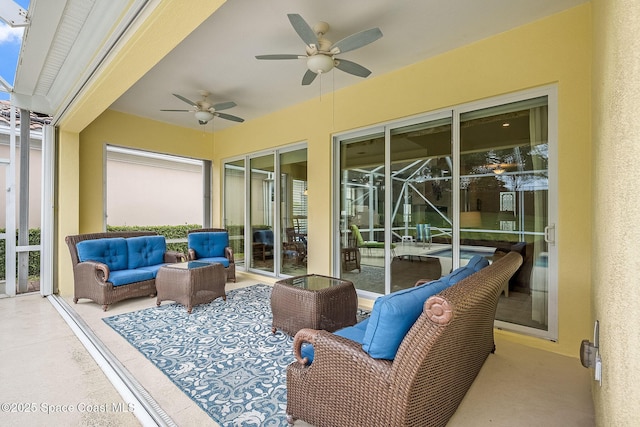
xmin=307 ymin=54 xmax=334 ymax=74
xmin=194 ymin=110 xmax=214 ymax=124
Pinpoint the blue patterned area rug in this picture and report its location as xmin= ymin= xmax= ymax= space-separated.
xmin=103 ymin=284 xmax=293 ymax=427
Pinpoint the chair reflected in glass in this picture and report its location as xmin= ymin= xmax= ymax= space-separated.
xmin=283 ymin=227 xmax=307 ymax=265
xmin=341 ymin=232 xmax=361 ymax=273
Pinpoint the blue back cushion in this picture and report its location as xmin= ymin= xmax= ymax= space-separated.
xmin=126 ymin=235 xmax=166 ymax=269
xmin=301 ymin=318 xmax=370 ymax=364
xmin=76 ymin=238 xmax=128 ymax=272
xmin=362 ymin=279 xmax=452 ymax=360
xmin=465 ymin=254 xmax=490 ymax=272
xmin=188 ymin=232 xmax=229 ymax=259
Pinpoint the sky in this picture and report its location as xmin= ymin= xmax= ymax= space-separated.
xmin=0 ymin=0 xmax=30 ymax=101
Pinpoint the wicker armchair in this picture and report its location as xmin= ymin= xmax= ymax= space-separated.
xmin=286 ymin=251 xmax=523 ymax=427
xmin=187 ymin=228 xmax=236 ymax=282
xmin=65 ymin=231 xmax=185 ymax=311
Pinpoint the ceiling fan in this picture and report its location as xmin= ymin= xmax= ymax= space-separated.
xmin=160 ymin=91 xmax=244 ymax=125
xmin=256 ymin=13 xmax=383 ymax=85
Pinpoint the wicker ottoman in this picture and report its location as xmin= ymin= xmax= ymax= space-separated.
xmin=156 ymin=261 xmax=226 ymax=313
xmin=271 ymin=274 xmax=357 ymax=336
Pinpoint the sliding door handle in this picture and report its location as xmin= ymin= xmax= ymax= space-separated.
xmin=544 ymin=224 xmax=555 ymax=245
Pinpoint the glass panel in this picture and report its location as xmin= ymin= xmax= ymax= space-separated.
xmin=224 ymin=159 xmax=245 ymax=268
xmin=339 ymin=132 xmax=386 ymax=294
xmin=390 ymin=118 xmax=453 ymax=292
xmin=280 ymin=148 xmax=307 ymax=276
xmin=250 ymin=154 xmax=275 ymax=273
xmin=460 ymin=96 xmax=549 ymax=331
xmin=0 ymin=163 xmax=6 ymax=292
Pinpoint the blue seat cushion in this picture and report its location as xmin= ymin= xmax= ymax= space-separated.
xmin=301 ymin=318 xmax=370 ymax=364
xmin=194 ymin=256 xmax=229 ymax=268
xmin=126 ymin=235 xmax=166 ymax=269
xmin=137 ymin=264 xmax=165 ymax=277
xmin=76 ymin=238 xmax=128 ymax=272
xmin=188 ymin=232 xmax=229 ymax=260
xmin=108 ymin=269 xmax=155 ymax=287
xmin=362 ymin=279 xmax=452 ymax=360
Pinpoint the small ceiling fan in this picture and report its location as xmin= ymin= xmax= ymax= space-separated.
xmin=256 ymin=13 xmax=383 ymax=85
xmin=160 ymin=91 xmax=244 ymax=125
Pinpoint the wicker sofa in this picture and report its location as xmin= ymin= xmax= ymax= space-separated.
xmin=286 ymin=251 xmax=523 ymax=427
xmin=65 ymin=231 xmax=185 ymax=311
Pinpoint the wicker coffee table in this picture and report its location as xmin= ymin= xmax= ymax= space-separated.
xmin=156 ymin=261 xmax=226 ymax=313
xmin=271 ymin=274 xmax=357 ymax=336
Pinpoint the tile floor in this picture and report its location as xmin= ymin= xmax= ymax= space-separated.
xmin=0 ymin=275 xmax=595 ymax=426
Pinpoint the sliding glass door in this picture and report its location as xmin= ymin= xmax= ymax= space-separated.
xmin=223 ymin=145 xmax=307 ymax=278
xmin=459 ymin=96 xmax=554 ymax=335
xmin=335 ymin=88 xmax=557 ymax=339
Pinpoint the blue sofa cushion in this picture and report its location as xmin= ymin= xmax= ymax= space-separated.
xmin=465 ymin=254 xmax=490 ymax=272
xmin=188 ymin=232 xmax=229 ymax=260
xmin=109 ymin=269 xmax=155 ymax=287
xmin=301 ymin=318 xmax=370 ymax=364
xmin=77 ymin=238 xmax=128 ymax=272
xmin=446 ymin=266 xmax=475 ymax=285
xmin=362 ymin=279 xmax=452 ymax=360
xmin=127 ymin=235 xmax=166 ymax=269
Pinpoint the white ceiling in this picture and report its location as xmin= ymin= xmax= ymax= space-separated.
xmin=17 ymin=0 xmax=588 ymax=131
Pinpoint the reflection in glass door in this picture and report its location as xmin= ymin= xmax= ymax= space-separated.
xmin=459 ymin=96 xmax=552 ymax=334
xmin=390 ymin=116 xmax=453 ymax=292
xmin=338 ymin=130 xmax=386 ymax=295
xmin=279 ymin=148 xmax=308 ymax=276
xmin=250 ymin=154 xmax=275 ymax=274
xmin=224 ymin=159 xmax=245 ymax=268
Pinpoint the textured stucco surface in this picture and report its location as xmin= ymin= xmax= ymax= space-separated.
xmin=592 ymin=0 xmax=640 ymax=425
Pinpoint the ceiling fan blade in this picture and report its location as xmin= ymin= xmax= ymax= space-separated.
xmin=214 ymin=112 xmax=245 ymax=123
xmin=301 ymin=69 xmax=318 ymax=86
xmin=335 ymin=58 xmax=372 ymax=78
xmin=212 ymin=101 xmax=236 ymax=111
xmin=287 ymin=13 xmax=318 ymax=47
xmin=172 ymin=93 xmax=198 ymax=107
xmin=160 ymin=109 xmax=191 ymax=112
xmin=255 ymin=54 xmax=304 ymax=60
xmin=330 ymin=28 xmax=383 ymax=54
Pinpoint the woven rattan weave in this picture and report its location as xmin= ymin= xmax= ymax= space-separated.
xmin=286 ymin=251 xmax=523 ymax=427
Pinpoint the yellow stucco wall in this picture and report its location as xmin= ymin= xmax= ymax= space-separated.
xmin=592 ymin=0 xmax=640 ymax=424
xmin=60 ymin=5 xmax=592 ymax=359
xmin=213 ymin=5 xmax=592 ymax=357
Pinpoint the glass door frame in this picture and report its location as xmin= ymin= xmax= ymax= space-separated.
xmin=333 ymin=85 xmax=558 ymax=340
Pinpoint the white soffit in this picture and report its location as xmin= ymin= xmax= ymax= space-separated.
xmin=12 ymin=0 xmax=145 ymax=116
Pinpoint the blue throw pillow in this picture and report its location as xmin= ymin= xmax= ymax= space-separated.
xmin=446 ymin=266 xmax=475 ymax=285
xmin=362 ymin=279 xmax=451 ymax=360
xmin=126 ymin=235 xmax=166 ymax=269
xmin=76 ymin=238 xmax=128 ymax=272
